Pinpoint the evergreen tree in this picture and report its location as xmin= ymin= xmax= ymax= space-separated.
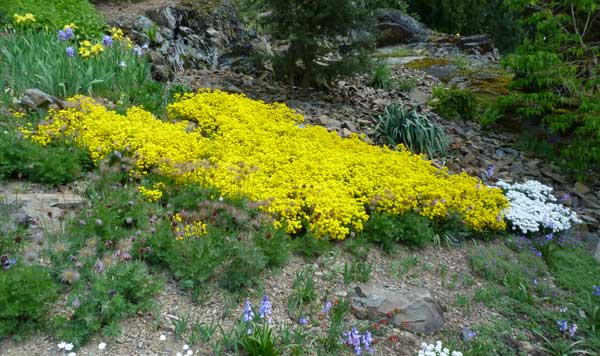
xmin=260 ymin=0 xmax=373 ymax=88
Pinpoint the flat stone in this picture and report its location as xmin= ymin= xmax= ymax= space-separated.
xmin=351 ymin=284 xmax=444 ymax=334
xmin=575 ymin=182 xmax=592 ymax=196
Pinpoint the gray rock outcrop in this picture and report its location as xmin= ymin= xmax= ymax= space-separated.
xmin=375 ymin=9 xmax=432 ymax=45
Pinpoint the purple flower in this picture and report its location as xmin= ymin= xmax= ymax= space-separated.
xmin=243 ymin=300 xmax=254 ymax=322
xmin=259 ymin=295 xmax=272 ymax=321
xmin=533 ymin=278 xmax=538 ymax=286
xmin=299 ymin=316 xmax=308 ymax=325
xmin=557 ymin=320 xmax=568 ymax=333
xmin=463 ymin=327 xmax=477 ymax=342
xmin=561 ymin=192 xmax=570 ymax=203
xmin=66 ymin=46 xmax=75 ymax=58
xmin=1 ymin=255 xmax=16 ymax=270
xmin=103 ymin=35 xmax=113 ymax=47
xmin=593 ymin=285 xmax=600 ymax=297
xmin=362 ymin=331 xmax=373 ymax=354
xmin=322 ymin=300 xmax=332 ymax=314
xmin=58 ymin=30 xmax=68 ymax=41
xmin=64 ymin=27 xmax=74 ymax=38
xmin=345 ymin=328 xmax=363 ymax=355
xmin=485 ymin=165 xmax=494 ymax=179
xmin=569 ymin=323 xmax=577 ymax=338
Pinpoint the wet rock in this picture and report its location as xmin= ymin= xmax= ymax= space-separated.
xmin=351 ymin=283 xmax=445 ymax=334
xmin=375 ymin=9 xmax=431 ymax=45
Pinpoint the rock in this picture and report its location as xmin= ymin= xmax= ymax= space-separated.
xmin=4 ymin=192 xmax=84 ymax=234
xmin=457 ymin=35 xmax=497 ymax=58
xmin=375 ymin=9 xmax=431 ymax=45
xmin=351 ymin=284 xmax=445 ymax=334
xmin=421 ymin=64 xmax=459 ymax=82
xmin=342 ymin=121 xmax=357 ymax=132
xmin=317 ymin=115 xmax=342 ymax=128
xmin=19 ymin=89 xmax=65 ymax=110
xmin=582 ymin=232 xmax=600 ymax=262
xmin=408 ymin=87 xmax=429 ymax=105
xmin=575 ymin=182 xmax=592 ymax=196
xmin=149 ymin=6 xmax=179 ymax=30
xmin=135 ymin=15 xmax=155 ymax=32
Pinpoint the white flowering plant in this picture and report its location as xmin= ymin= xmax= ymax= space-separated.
xmin=418 ymin=341 xmax=463 ymax=356
xmin=496 ymin=180 xmax=580 ymax=235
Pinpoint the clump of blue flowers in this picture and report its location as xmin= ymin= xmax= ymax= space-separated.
xmin=344 ymin=327 xmax=373 ymax=355
xmin=259 ymin=295 xmax=273 ymax=323
xmin=557 ymin=320 xmax=577 ymax=338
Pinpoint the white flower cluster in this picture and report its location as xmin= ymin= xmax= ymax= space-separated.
xmin=496 ymin=180 xmax=580 ymax=234
xmin=418 ymin=341 xmax=463 ymax=356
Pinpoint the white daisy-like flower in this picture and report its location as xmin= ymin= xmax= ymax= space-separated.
xmin=159 ymin=334 xmax=166 ymax=341
xmin=183 ymin=344 xmax=189 ymax=350
xmin=176 ymin=353 xmax=182 ymax=356
xmin=186 ymin=351 xmax=193 ymax=356
xmin=64 ymin=343 xmax=74 ymax=351
xmin=68 ymin=353 xmax=76 ymax=356
xmin=98 ymin=342 xmax=107 ymax=350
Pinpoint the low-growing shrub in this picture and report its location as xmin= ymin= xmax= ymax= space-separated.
xmin=53 ymin=261 xmax=162 ymax=344
xmin=0 ymin=0 xmax=107 ymax=37
xmin=361 ymin=211 xmax=435 ymax=251
xmin=431 ymin=87 xmax=478 ymax=122
xmin=0 ymin=128 xmax=92 ymax=185
xmin=0 ymin=264 xmax=59 ymax=339
xmin=375 ymin=103 xmax=447 ymax=157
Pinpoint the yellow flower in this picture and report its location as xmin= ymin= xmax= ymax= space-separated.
xmin=27 ymin=92 xmax=509 ymax=240
xmin=90 ymin=43 xmax=104 ymax=55
xmin=63 ymin=23 xmax=77 ymax=30
xmin=80 ymin=40 xmax=92 ymax=48
xmin=138 ymin=186 xmax=162 ymax=202
xmin=13 ymin=13 xmax=36 ymax=25
xmin=110 ymin=27 xmax=125 ymax=41
xmin=78 ymin=47 xmax=91 ymax=58
xmin=124 ymin=36 xmax=133 ymax=49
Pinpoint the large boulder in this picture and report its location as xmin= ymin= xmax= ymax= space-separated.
xmin=351 ymin=284 xmax=445 ymax=334
xmin=375 ymin=9 xmax=431 ymax=46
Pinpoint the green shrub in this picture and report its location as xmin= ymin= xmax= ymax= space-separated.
xmin=260 ymin=0 xmax=372 ymax=87
xmin=239 ymin=322 xmax=282 ymax=356
xmin=361 ymin=211 xmax=435 ymax=251
xmin=498 ymin=1 xmax=600 ymax=174
xmin=0 ymin=128 xmax=92 ymax=185
xmin=0 ymin=0 xmax=107 ymax=37
xmin=431 ymin=87 xmax=478 ymax=122
xmin=0 ymin=264 xmax=59 ymax=339
xmin=0 ymin=29 xmax=154 ymax=105
xmin=375 ymin=103 xmax=447 ymax=157
xmin=370 ymin=63 xmax=393 ymax=90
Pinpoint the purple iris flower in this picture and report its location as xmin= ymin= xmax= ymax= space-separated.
xmin=66 ymin=46 xmax=75 ymax=58
xmin=103 ymin=35 xmax=113 ymax=47
xmin=322 ymin=300 xmax=332 ymax=313
xmin=243 ymin=300 xmax=254 ymax=322
xmin=299 ymin=316 xmax=308 ymax=325
xmin=259 ymin=295 xmax=272 ymax=321
xmin=557 ymin=320 xmax=568 ymax=333
xmin=593 ymin=285 xmax=600 ymax=297
xmin=58 ymin=30 xmax=68 ymax=41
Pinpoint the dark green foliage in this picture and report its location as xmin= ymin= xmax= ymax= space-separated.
xmin=0 ymin=128 xmax=92 ymax=185
xmin=0 ymin=0 xmax=107 ymax=37
xmin=287 ymin=268 xmax=317 ymax=315
xmin=219 ymin=238 xmax=267 ymax=292
xmin=407 ymin=0 xmax=524 ymax=51
xmin=498 ymin=0 xmax=600 ymax=174
xmin=290 ymin=233 xmax=332 ymax=259
xmin=260 ymin=0 xmax=372 ymax=87
xmin=53 ymin=262 xmax=162 ymax=344
xmin=431 ymin=87 xmax=478 ymax=122
xmin=375 ymin=103 xmax=447 ymax=157
xmin=0 ymin=264 xmax=59 ymax=339
xmin=361 ymin=211 xmax=435 ymax=251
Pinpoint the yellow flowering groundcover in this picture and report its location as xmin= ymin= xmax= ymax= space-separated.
xmin=27 ymin=91 xmax=508 ymax=239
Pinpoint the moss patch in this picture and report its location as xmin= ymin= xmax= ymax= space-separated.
xmin=405 ymin=58 xmax=451 ymax=70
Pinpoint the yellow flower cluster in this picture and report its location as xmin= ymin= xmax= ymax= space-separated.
xmin=28 ymin=92 xmax=508 ymax=239
xmin=13 ymin=13 xmax=36 ymax=25
xmin=109 ymin=27 xmax=133 ymax=48
xmin=172 ymin=214 xmax=207 ymax=241
xmin=138 ymin=186 xmax=163 ymax=202
xmin=78 ymin=40 xmax=104 ymax=58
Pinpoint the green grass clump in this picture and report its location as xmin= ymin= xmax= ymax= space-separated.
xmin=361 ymin=211 xmax=435 ymax=252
